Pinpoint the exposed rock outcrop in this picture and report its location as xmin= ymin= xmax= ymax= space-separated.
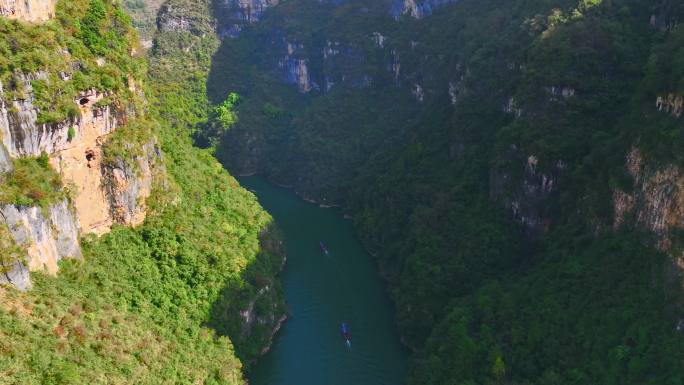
xmin=546 ymin=86 xmax=576 ymax=101
xmin=372 ymin=32 xmax=387 ymax=48
xmin=157 ymin=1 xmax=213 ymax=36
xmin=0 ymin=258 xmax=30 ymax=291
xmin=50 ymin=136 xmax=160 ymax=236
xmin=613 ymin=148 xmax=684 ymax=250
xmin=218 ymin=0 xmax=279 ymax=38
xmin=225 ymin=0 xmax=278 ymax=23
xmin=390 ymin=0 xmax=458 ymax=19
xmin=279 ymin=57 xmax=315 ymax=93
xmin=0 ymin=0 xmax=56 ymax=22
xmin=102 ymin=141 xmax=160 ymax=228
xmin=0 ymin=142 xmax=12 ymax=173
xmin=47 ymin=88 xmax=159 ymax=235
xmin=503 ymin=96 xmax=522 ymax=117
xmin=0 ymin=77 xmax=119 ymax=158
xmin=656 ymin=93 xmax=683 ymax=118
xmin=412 ymin=83 xmax=425 ymax=102
xmin=491 ymin=154 xmax=561 ymax=234
xmin=238 ymin=284 xmax=287 ymax=355
xmin=0 ymin=200 xmax=81 ymax=290
xmin=157 ymin=2 xmax=192 ymax=33
xmin=0 ymin=73 xmax=159 ymax=289
xmin=650 ymin=0 xmax=682 ymax=32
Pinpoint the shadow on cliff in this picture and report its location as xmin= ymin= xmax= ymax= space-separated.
xmin=204 ymin=0 xmax=319 ymax=177
xmin=206 ymin=224 xmax=288 ymax=371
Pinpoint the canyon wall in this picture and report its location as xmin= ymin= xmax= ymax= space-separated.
xmin=212 ymin=1 xmax=684 ymax=383
xmin=614 ymin=148 xmax=684 ymax=254
xmin=0 ymin=56 xmax=158 ymax=291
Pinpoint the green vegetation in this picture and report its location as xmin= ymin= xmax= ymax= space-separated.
xmin=0 ymin=246 xmax=246 ymax=384
xmin=78 ymin=0 xmax=108 ymax=54
xmin=122 ymin=0 xmax=163 ymax=43
xmin=412 ymin=234 xmax=683 ymax=385
xmin=101 ymin=117 xmax=155 ymax=166
xmin=208 ymin=227 xmax=287 ymax=368
xmin=0 ymin=0 xmax=144 ymax=124
xmin=215 ymin=93 xmax=240 ymax=129
xmin=0 ymin=154 xmax=67 ymax=208
xmin=0 ymin=0 xmax=284 ymax=384
xmin=1 ymin=0 xmax=682 ymax=383
xmin=67 ymin=126 xmax=76 ymax=142
xmin=199 ymin=92 xmax=241 ymax=146
xmin=210 ymin=0 xmax=684 ymax=383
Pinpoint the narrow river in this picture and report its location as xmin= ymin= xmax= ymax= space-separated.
xmin=239 ymin=177 xmax=408 ymax=385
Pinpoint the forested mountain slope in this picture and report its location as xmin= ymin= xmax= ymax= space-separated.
xmin=0 ymin=0 xmax=284 ymax=383
xmin=211 ymin=0 xmax=684 ymax=383
xmin=1 ymin=0 xmax=683 ymax=383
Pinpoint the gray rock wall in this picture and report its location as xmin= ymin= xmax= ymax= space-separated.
xmin=0 ymin=200 xmax=81 ymax=290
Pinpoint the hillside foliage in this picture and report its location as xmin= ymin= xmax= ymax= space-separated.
xmin=0 ymin=0 xmax=283 ymax=384
xmin=211 ymin=0 xmax=684 ymax=383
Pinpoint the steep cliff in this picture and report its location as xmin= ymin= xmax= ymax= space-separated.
xmin=211 ymin=0 xmax=684 ymax=383
xmin=0 ymin=0 xmax=283 ymax=383
xmin=390 ymin=0 xmax=458 ymax=19
xmin=614 ymin=148 xmax=684 ymax=251
xmin=0 ymin=26 xmax=156 ymax=289
xmin=216 ymin=0 xmax=279 ymax=37
xmin=0 ymin=200 xmax=80 ymax=290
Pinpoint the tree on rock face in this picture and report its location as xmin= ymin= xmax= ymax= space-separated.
xmin=492 ymin=355 xmax=506 ymax=382
xmin=200 ymin=92 xmax=241 ymax=147
xmin=215 ymin=92 xmax=241 ymax=130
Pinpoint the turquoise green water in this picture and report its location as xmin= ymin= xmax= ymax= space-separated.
xmin=239 ymin=177 xmax=408 ymax=385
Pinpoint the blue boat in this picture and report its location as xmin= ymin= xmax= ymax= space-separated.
xmin=340 ymin=322 xmax=351 ymax=347
xmin=319 ymin=241 xmax=329 ymax=255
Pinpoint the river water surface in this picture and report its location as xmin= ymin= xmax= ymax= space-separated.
xmin=239 ymin=177 xmax=408 ymax=385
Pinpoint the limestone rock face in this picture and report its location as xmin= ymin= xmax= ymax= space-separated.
xmin=157 ymin=0 xmax=213 ymax=36
xmin=0 ymin=141 xmax=12 ymax=173
xmin=157 ymin=4 xmax=192 ymax=33
xmin=0 ymin=76 xmax=119 ymax=158
xmin=46 ymin=89 xmax=156 ymax=235
xmin=489 ymin=154 xmax=566 ymax=235
xmin=279 ymin=57 xmax=316 ymax=93
xmin=225 ymin=0 xmax=279 ymax=23
xmin=102 ymin=141 xmax=161 ymax=228
xmin=656 ymin=93 xmax=683 ymax=118
xmin=50 ymin=136 xmax=160 ymax=236
xmin=0 ymin=0 xmax=56 ymax=22
xmin=219 ymin=0 xmax=279 ymax=37
xmin=390 ymin=0 xmax=458 ymax=19
xmin=0 ymin=200 xmax=81 ymax=291
xmin=613 ymin=148 xmax=684 ymax=251
xmin=0 ymin=259 xmax=30 ymax=291
xmin=0 ymin=74 xmax=161 ymax=289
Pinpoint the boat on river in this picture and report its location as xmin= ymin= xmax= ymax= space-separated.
xmin=341 ymin=322 xmax=351 ymax=347
xmin=319 ymin=241 xmax=329 ymax=255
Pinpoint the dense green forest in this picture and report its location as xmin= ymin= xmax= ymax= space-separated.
xmin=2 ymin=0 xmax=683 ymax=383
xmin=0 ymin=0 xmax=283 ymax=383
xmin=211 ymin=0 xmax=684 ymax=384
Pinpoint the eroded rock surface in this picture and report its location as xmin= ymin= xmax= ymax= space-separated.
xmin=0 ymin=77 xmax=160 ymax=289
xmin=0 ymin=200 xmax=81 ymax=290
xmin=0 ymin=0 xmax=56 ymax=22
xmin=613 ymin=148 xmax=684 ymax=250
